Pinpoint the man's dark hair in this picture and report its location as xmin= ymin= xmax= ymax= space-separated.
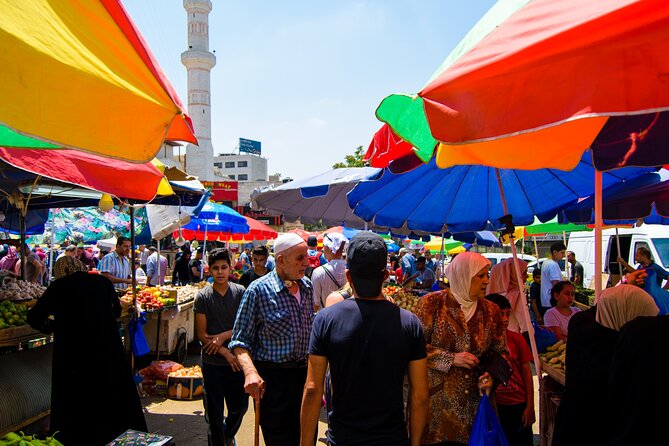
xmin=533 ymin=268 xmax=541 ymax=278
xmin=208 ymin=248 xmax=231 ymax=266
xmin=550 ymin=242 xmax=567 ymax=254
xmin=307 ymin=235 xmax=318 ymax=248
xmin=416 ymin=256 xmax=426 ymax=263
xmin=637 ymin=246 xmax=652 ymax=260
xmin=485 ymin=293 xmax=511 ymax=310
xmin=117 ymin=236 xmax=130 ymax=246
xmin=252 ymin=246 xmax=269 ymax=257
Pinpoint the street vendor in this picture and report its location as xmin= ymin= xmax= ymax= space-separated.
xmin=404 ymin=256 xmax=435 ymax=289
xmin=146 ymin=245 xmax=168 ymax=286
xmin=98 ymin=236 xmax=132 ymax=290
xmin=230 ymin=233 xmax=315 ymax=446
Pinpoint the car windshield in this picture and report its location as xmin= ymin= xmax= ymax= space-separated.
xmin=652 ymin=238 xmax=669 ymax=268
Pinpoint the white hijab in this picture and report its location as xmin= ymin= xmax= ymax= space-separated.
xmin=446 ymin=252 xmax=491 ymax=322
xmin=596 ymin=285 xmax=659 ymax=331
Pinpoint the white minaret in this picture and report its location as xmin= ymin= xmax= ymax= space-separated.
xmin=181 ymin=0 xmax=216 ymax=180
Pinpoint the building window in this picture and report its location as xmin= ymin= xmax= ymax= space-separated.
xmin=225 ymin=161 xmax=235 ymax=168
xmin=214 ymin=162 xmax=222 ymax=168
xmin=238 ymin=174 xmax=248 ymax=181
xmin=237 ymin=161 xmax=248 ymax=167
xmin=228 ymin=175 xmax=235 ymax=180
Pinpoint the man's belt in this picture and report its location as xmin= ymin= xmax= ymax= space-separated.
xmin=255 ymin=360 xmax=307 ymax=369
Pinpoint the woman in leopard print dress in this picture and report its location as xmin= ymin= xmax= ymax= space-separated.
xmin=415 ymin=252 xmax=506 ymax=445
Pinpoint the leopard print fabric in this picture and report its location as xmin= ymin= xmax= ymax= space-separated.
xmin=414 ymin=290 xmax=506 ymax=444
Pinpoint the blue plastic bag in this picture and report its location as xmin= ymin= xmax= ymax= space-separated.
xmin=468 ymin=394 xmax=509 ymax=446
xmin=128 ymin=312 xmax=150 ymax=357
xmin=532 ymin=321 xmax=558 ymax=353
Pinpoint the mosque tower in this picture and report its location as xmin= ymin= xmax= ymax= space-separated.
xmin=181 ymin=0 xmax=216 ymax=180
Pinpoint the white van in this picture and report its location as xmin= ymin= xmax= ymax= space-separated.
xmin=481 ymin=253 xmax=537 ymax=267
xmin=567 ymin=225 xmax=669 ymax=287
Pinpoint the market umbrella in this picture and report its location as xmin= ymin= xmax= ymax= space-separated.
xmin=251 ymin=167 xmax=382 ymax=228
xmin=424 ymin=237 xmax=464 ymax=253
xmin=0 ymin=0 xmax=196 ymax=162
xmin=321 ymin=226 xmax=361 ymax=240
xmin=370 ymin=0 xmax=669 ymax=172
xmin=559 ymin=171 xmax=669 ymax=225
xmin=179 ymin=216 xmax=277 ymax=241
xmin=348 ymin=153 xmax=654 ymax=234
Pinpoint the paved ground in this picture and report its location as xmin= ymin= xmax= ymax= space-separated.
xmin=143 ymin=394 xmax=329 ymax=445
xmin=141 ymin=353 xmax=540 ymax=445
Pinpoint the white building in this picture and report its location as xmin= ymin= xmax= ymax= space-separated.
xmin=181 ymin=0 xmax=216 ymax=181
xmin=213 ymin=153 xmax=268 ymax=182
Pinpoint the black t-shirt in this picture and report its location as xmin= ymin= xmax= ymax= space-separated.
xmin=194 ymin=283 xmax=245 ymax=366
xmin=570 ymin=261 xmax=584 ymax=284
xmin=309 ymin=298 xmax=426 ymax=446
xmin=188 ymin=258 xmax=202 ymax=283
xmin=172 ymin=256 xmax=191 ymax=285
xmin=239 ymin=269 xmax=268 ymax=288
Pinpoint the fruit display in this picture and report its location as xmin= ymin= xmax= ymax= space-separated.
xmin=540 ymin=340 xmax=566 ymax=370
xmin=136 ymin=287 xmax=176 ymax=311
xmin=574 ymin=285 xmax=595 ymax=307
xmin=0 ymin=278 xmax=45 ymax=301
xmin=384 ymin=285 xmax=422 ymax=313
xmin=0 ymin=431 xmax=63 ymax=446
xmin=168 ymin=365 xmax=202 ymax=378
xmin=121 ymin=286 xmax=178 ymax=311
xmin=0 ymin=300 xmax=28 ymax=329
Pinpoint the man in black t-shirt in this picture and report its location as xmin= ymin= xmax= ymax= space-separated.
xmin=194 ymin=248 xmax=248 ymax=446
xmin=239 ymin=245 xmax=269 ymax=288
xmin=300 ymin=232 xmax=429 ymax=446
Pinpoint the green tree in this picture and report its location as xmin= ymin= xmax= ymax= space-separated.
xmin=332 ymin=146 xmax=367 ymax=168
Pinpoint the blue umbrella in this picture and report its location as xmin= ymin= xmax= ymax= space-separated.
xmin=348 ymin=152 xmax=655 ymax=234
xmin=559 ymin=171 xmax=669 ymax=225
xmin=195 ymin=201 xmax=249 ymax=224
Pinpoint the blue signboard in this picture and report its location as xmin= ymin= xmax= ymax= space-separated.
xmin=239 ymin=138 xmax=261 ymax=155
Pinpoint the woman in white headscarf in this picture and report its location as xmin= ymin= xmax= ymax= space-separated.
xmin=486 ymin=258 xmax=529 ymax=333
xmin=552 ymin=285 xmax=658 ymax=446
xmin=414 ymin=252 xmax=507 ymax=445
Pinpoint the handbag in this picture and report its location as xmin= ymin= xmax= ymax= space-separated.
xmin=478 ymin=350 xmax=513 ymax=387
xmin=468 ymin=394 xmax=510 ymax=446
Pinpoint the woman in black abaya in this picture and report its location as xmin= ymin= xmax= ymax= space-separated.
xmin=28 ymin=257 xmax=146 ymax=445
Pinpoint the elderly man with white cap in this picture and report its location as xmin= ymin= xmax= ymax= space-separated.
xmin=229 ymin=232 xmax=315 ymax=446
xmin=310 ymin=232 xmax=348 ymax=311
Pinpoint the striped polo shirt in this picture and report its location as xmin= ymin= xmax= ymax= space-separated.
xmin=98 ymin=251 xmax=130 ymax=290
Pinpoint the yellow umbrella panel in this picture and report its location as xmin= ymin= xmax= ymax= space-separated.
xmin=0 ymin=0 xmax=196 ymax=162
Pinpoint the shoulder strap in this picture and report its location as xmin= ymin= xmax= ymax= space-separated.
xmin=339 ymin=290 xmax=351 ymax=299
xmin=323 ymin=265 xmax=342 ymax=289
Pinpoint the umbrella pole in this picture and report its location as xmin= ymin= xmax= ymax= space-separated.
xmin=595 ymin=170 xmax=603 ymax=302
xmin=440 ymin=233 xmax=446 ymax=280
xmin=616 ymin=227 xmax=623 ymax=285
xmin=533 ymin=236 xmax=539 ymax=259
xmin=48 ymin=210 xmax=55 ymax=281
xmin=19 ymin=210 xmax=26 ymax=281
xmin=563 ymin=230 xmax=568 ymax=278
xmin=157 ymin=241 xmax=161 ymax=285
xmin=130 ymin=205 xmax=137 ymax=371
xmin=201 ymin=222 xmax=208 ymax=280
xmin=495 ymin=169 xmax=542 ymax=377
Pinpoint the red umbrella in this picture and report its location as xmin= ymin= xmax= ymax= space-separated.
xmin=0 ymin=147 xmax=164 ymax=201
xmin=178 ymin=216 xmax=278 ymax=241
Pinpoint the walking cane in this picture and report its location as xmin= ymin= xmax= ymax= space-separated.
xmin=254 ymin=383 xmax=265 ymax=446
xmin=254 ymin=395 xmax=261 ymax=446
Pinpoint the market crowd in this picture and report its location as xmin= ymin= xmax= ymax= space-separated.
xmin=18 ymin=233 xmax=669 ymax=445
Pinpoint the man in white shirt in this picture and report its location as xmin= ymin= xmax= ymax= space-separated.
xmin=540 ymin=242 xmax=566 ymax=315
xmin=311 ymin=233 xmax=348 ymax=311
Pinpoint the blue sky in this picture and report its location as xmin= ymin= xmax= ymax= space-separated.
xmin=123 ymin=1 xmax=496 ymax=179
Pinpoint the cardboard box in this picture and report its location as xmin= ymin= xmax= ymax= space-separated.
xmin=166 ymin=375 xmax=204 ymax=400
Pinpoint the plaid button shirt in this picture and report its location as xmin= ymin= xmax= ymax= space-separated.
xmin=230 ymin=270 xmax=314 ymax=363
